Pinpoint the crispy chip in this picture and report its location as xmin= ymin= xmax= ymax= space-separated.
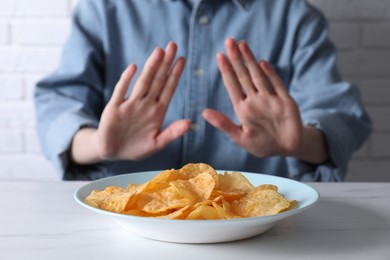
xmin=144 ymin=169 xmax=180 ymax=192
xmin=154 ymin=206 xmax=192 ymax=219
xmin=85 ymin=186 xmax=137 ymax=213
xmin=257 ymin=184 xmax=278 ymax=191
xmin=170 ymin=172 xmax=215 ymax=202
xmin=84 ymin=163 xmax=296 ymax=220
xmin=231 ymin=187 xmax=291 ymax=217
xmin=213 ymin=195 xmax=238 ymax=219
xmin=178 ymin=163 xmax=219 ymax=187
xmin=209 ymin=171 xmax=255 ymax=202
xmin=218 ymin=171 xmax=255 ymax=192
xmin=186 ymin=204 xmax=220 ymax=220
xmin=139 ymin=186 xmax=191 ymax=213
xmin=210 ymin=189 xmax=247 ymax=202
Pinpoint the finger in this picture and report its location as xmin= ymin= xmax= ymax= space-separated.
xmin=225 ymin=38 xmax=256 ymax=94
xmin=149 ymin=42 xmax=178 ymax=100
xmin=110 ymin=64 xmax=137 ymax=105
xmin=129 ymin=47 xmax=165 ymax=100
xmin=156 ymin=119 xmax=192 ymax=150
xmin=216 ymin=52 xmax=245 ymax=104
xmin=259 ymin=61 xmax=289 ymax=98
xmin=159 ymin=56 xmax=186 ymax=106
xmin=202 ymin=108 xmax=241 ymax=141
xmin=237 ymin=41 xmax=274 ymax=95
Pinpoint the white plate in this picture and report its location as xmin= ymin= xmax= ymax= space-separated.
xmin=74 ymin=171 xmax=319 ymax=243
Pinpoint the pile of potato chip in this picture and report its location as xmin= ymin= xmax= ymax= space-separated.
xmin=85 ymin=163 xmax=296 ymax=220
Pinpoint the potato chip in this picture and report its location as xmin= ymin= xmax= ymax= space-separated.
xmin=178 ymin=163 xmax=219 ymax=187
xmin=213 ymin=196 xmax=235 ymax=214
xmin=155 ymin=206 xmax=192 ymax=219
xmin=123 ymin=182 xmax=150 ymax=210
xmin=138 ymin=186 xmax=191 ymax=214
xmin=218 ymin=171 xmax=254 ymax=192
xmin=211 ymin=201 xmax=239 ymax=220
xmin=170 ymin=172 xmax=215 ymax=202
xmin=144 ymin=169 xmax=179 ymax=192
xmin=85 ymin=186 xmax=137 ymax=213
xmin=257 ymin=184 xmax=278 ymax=191
xmin=209 ymin=171 xmax=255 ymax=202
xmin=231 ymin=186 xmax=291 ymax=217
xmin=186 ymin=204 xmax=220 ymax=220
xmin=287 ymin=200 xmax=299 ymax=210
xmin=210 ymin=189 xmax=247 ymax=202
xmin=84 ymin=163 xmax=297 ymax=220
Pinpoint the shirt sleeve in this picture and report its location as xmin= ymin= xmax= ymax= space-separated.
xmin=34 ymin=0 xmax=107 ymax=180
xmin=286 ymin=1 xmax=372 ymax=181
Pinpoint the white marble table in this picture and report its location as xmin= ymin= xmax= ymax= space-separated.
xmin=0 ymin=181 xmax=389 ymax=260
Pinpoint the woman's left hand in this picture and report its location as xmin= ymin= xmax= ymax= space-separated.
xmin=203 ymin=38 xmax=305 ymax=159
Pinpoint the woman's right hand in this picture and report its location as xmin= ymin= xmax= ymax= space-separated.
xmin=70 ymin=42 xmax=191 ymax=164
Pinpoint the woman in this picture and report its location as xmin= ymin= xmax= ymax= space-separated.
xmin=35 ymin=0 xmax=372 ymax=181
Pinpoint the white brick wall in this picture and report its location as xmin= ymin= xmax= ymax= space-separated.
xmin=0 ymin=0 xmax=73 ymax=181
xmin=0 ymin=0 xmax=389 ymax=181
xmin=309 ymin=0 xmax=390 ymax=182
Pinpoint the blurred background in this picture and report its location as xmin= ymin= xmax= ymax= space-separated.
xmin=0 ymin=0 xmax=389 ymax=181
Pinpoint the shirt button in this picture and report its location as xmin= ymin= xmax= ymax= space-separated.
xmin=194 ymin=68 xmax=204 ymax=77
xmin=191 ymin=123 xmax=200 ymax=132
xmin=198 ymin=15 xmax=210 ymax=25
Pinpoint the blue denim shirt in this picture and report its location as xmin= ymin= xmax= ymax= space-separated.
xmin=34 ymin=0 xmax=372 ymax=181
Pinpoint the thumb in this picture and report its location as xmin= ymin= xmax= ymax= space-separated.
xmin=156 ymin=119 xmax=192 ymax=150
xmin=202 ymin=109 xmax=241 ymax=140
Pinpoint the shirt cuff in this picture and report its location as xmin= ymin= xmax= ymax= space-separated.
xmin=302 ymin=109 xmax=353 ymax=169
xmin=45 ymin=111 xmax=98 ymax=179
xmin=287 ymin=109 xmax=354 ymax=181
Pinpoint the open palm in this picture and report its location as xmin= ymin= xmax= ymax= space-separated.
xmin=203 ymin=38 xmax=304 ymax=158
xmin=96 ymin=42 xmax=191 ymax=161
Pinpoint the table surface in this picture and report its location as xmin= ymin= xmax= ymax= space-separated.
xmin=0 ymin=181 xmax=389 ymax=260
